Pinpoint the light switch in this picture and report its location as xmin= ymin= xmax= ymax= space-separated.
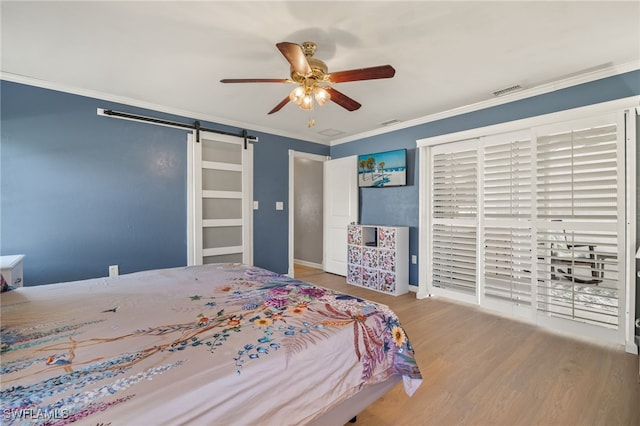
xmin=276 ymin=201 xmax=284 ymax=210
xmin=253 ymin=201 xmax=259 ymax=210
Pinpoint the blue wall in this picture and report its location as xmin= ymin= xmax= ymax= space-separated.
xmin=330 ymin=70 xmax=640 ymax=286
xmin=251 ymin=131 xmax=329 ymax=273
xmin=2 ymin=70 xmax=639 ymax=295
xmin=0 ymin=80 xmax=328 ymax=285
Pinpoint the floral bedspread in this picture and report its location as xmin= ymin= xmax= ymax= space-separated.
xmin=1 ymin=264 xmax=422 ymax=425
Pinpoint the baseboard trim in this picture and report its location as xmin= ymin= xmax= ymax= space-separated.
xmin=294 ymin=259 xmax=323 ymax=270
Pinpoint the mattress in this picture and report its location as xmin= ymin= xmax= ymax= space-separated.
xmin=1 ymin=263 xmax=422 ymax=425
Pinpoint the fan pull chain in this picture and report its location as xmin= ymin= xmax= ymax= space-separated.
xmin=307 ymin=107 xmax=315 ymax=128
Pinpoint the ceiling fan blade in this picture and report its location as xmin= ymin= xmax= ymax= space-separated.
xmin=268 ymin=96 xmax=291 ymax=115
xmin=220 ymin=78 xmax=289 ymax=83
xmin=276 ymin=42 xmax=311 ymax=76
xmin=328 ymin=65 xmax=396 ymax=83
xmin=326 ymin=87 xmax=361 ymax=111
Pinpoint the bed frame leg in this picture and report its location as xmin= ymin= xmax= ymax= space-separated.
xmin=349 ymin=416 xmax=357 ymax=423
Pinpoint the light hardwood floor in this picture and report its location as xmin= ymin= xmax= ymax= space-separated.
xmin=293 ymin=265 xmax=640 ymax=426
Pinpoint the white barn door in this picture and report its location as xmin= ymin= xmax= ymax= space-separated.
xmin=188 ymin=131 xmax=253 ymax=266
xmin=323 ymin=156 xmax=358 ymax=275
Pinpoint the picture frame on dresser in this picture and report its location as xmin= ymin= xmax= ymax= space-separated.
xmin=347 ymin=224 xmax=408 ymax=295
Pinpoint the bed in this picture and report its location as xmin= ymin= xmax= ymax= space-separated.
xmin=1 ymin=263 xmax=422 ymax=425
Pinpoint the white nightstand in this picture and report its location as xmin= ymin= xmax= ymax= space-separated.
xmin=1 ymin=254 xmax=25 ymax=288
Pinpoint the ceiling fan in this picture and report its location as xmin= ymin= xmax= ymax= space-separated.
xmin=220 ymin=41 xmax=395 ymax=122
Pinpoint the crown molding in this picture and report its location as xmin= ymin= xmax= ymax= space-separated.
xmin=0 ymin=72 xmax=330 ymax=146
xmin=3 ymin=60 xmax=637 ymax=149
xmin=416 ymin=95 xmax=639 ymax=148
xmin=330 ymin=60 xmax=640 ymax=146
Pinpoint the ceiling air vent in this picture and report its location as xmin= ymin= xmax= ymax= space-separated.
xmin=492 ymin=84 xmax=523 ymax=97
xmin=318 ymin=128 xmax=344 ymax=137
xmin=380 ymin=119 xmax=401 ymax=127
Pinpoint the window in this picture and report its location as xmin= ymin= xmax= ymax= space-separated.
xmin=483 ymin=133 xmax=533 ymax=316
xmin=418 ymin=102 xmax=636 ymax=349
xmin=431 ymin=142 xmax=478 ymax=300
xmin=534 ymin=115 xmax=623 ymax=332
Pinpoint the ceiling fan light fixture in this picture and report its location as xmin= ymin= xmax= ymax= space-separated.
xmin=300 ymin=93 xmax=314 ymax=110
xmin=290 ymin=84 xmax=329 ymax=110
xmin=313 ymin=86 xmax=331 ymax=106
xmin=289 ymin=86 xmax=306 ymax=105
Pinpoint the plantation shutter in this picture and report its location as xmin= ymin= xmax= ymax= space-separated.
xmin=431 ymin=140 xmax=478 ymax=298
xmin=535 ymin=114 xmax=623 ymax=330
xmin=423 ymin=108 xmax=629 ymax=345
xmin=482 ymin=133 xmax=533 ymax=311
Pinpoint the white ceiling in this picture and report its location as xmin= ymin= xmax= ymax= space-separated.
xmin=2 ymin=1 xmax=639 ymax=144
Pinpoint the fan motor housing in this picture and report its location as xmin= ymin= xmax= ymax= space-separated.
xmin=290 ymin=42 xmax=328 ymax=84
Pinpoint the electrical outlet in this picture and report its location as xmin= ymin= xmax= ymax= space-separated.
xmin=109 ymin=265 xmax=119 ymax=277
xmin=253 ymin=201 xmax=259 ymax=210
xmin=411 ymin=255 xmax=417 ymax=264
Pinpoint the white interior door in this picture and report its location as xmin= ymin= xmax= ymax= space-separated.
xmin=188 ymin=131 xmax=253 ymax=266
xmin=323 ymin=156 xmax=358 ymax=275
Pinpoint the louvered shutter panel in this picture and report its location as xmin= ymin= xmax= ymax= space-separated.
xmin=432 ymin=142 xmax=478 ymax=296
xmin=484 ymin=226 xmax=532 ymax=305
xmin=424 ymin=110 xmax=628 ymax=344
xmin=535 ymin=115 xmax=622 ymax=330
xmin=483 ymin=135 xmax=533 ymax=307
xmin=536 ymin=123 xmax=618 ymax=221
xmin=484 ymin=138 xmax=532 ymax=219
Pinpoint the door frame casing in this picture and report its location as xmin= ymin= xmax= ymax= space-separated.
xmin=287 ymin=150 xmax=329 ymax=277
